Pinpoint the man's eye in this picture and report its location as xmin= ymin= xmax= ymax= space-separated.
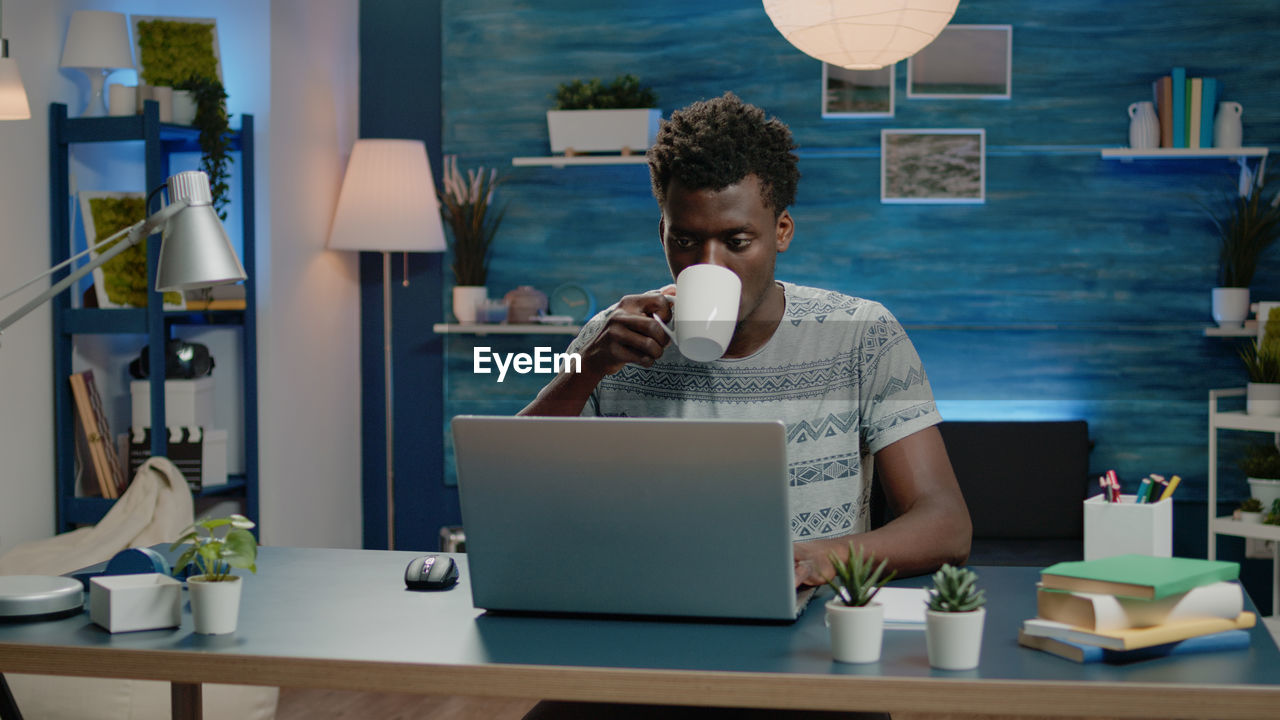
xmin=672 ymin=236 xmax=697 ymax=249
xmin=727 ymin=237 xmax=751 ymax=249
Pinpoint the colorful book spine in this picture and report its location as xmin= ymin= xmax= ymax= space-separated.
xmin=1154 ymin=76 xmax=1173 ymax=147
xmin=1036 ymin=581 xmax=1243 ymax=631
xmin=1020 ymin=612 xmax=1256 ymax=651
xmin=1200 ymin=78 xmax=1218 ymax=148
xmin=1018 ymin=628 xmax=1250 ymax=664
xmin=1171 ymin=67 xmax=1186 ymax=148
xmin=1187 ymin=78 xmax=1203 ymax=149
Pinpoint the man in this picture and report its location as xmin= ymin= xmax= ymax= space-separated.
xmin=520 ymin=92 xmax=970 ymax=587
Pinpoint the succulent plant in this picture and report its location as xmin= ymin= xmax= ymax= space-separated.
xmin=1240 ymin=497 xmax=1264 ymax=513
xmin=825 ymin=541 xmax=895 ymax=607
xmin=926 ymin=564 xmax=986 ymax=613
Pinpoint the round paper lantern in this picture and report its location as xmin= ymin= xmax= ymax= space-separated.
xmin=762 ymin=0 xmax=960 ymax=70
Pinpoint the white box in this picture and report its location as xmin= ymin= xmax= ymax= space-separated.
xmin=89 ymin=573 xmax=182 ymax=633
xmin=131 ymin=377 xmax=214 ymax=430
xmin=1083 ymin=494 xmax=1173 ymax=561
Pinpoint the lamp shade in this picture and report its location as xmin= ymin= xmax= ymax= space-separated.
xmin=0 ymin=41 xmax=29 ymax=120
xmin=59 ymin=10 xmax=134 ymax=70
xmin=762 ymin=0 xmax=959 ymax=70
xmin=155 ymin=171 xmax=247 ymax=292
xmin=327 ymin=139 xmax=446 ymax=253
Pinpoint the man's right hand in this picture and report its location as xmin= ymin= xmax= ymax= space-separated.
xmin=577 ymin=287 xmax=676 ymax=377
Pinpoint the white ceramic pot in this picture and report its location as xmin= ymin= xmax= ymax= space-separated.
xmin=1238 ymin=510 xmax=1263 ymax=524
xmin=925 ymin=607 xmax=985 ymax=670
xmin=1128 ymin=101 xmax=1159 ymax=149
xmin=1246 ymin=477 xmax=1280 ymax=508
xmin=1246 ymin=383 xmax=1280 ymax=416
xmin=1213 ymin=101 xmax=1243 ymax=149
xmin=1212 ymin=287 xmax=1250 ymax=327
xmin=187 ymin=575 xmax=243 ymax=635
xmin=546 ymin=108 xmax=661 ymax=154
xmin=452 ymin=286 xmax=487 ymax=324
xmin=171 ymin=90 xmax=197 ymax=125
xmin=824 ymin=598 xmax=885 ymax=663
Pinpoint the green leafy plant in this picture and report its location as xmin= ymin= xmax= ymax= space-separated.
xmin=1209 ymin=170 xmax=1280 ymax=288
xmin=135 ymin=19 xmax=220 ymax=87
xmin=926 ymin=564 xmax=986 ymax=613
xmin=1240 ymin=497 xmax=1264 ymax=513
xmin=1239 ymin=339 xmax=1280 ymax=383
xmin=439 ymin=155 xmax=505 ymax=286
xmin=174 ymin=75 xmax=233 ymax=220
xmin=825 ymin=541 xmax=895 ymax=607
xmin=1266 ymin=499 xmax=1280 ymax=526
xmin=553 ymin=74 xmax=657 ymax=110
xmin=1239 ymin=442 xmax=1280 ymax=479
xmin=170 ymin=514 xmax=258 ymax=582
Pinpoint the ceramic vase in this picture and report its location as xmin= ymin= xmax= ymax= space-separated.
xmin=1128 ymin=101 xmax=1159 ymax=149
xmin=187 ymin=575 xmax=242 ymax=635
xmin=1246 ymin=383 xmax=1280 ymax=417
xmin=824 ymin=599 xmax=885 ymax=663
xmin=925 ymin=607 xmax=985 ymax=670
xmin=1214 ymin=102 xmax=1243 ymax=149
xmin=452 ymin=286 xmax=487 ymax=324
xmin=1211 ymin=287 xmax=1250 ymax=327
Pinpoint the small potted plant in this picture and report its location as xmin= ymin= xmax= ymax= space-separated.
xmin=1208 ymin=169 xmax=1280 ymax=326
xmin=170 ymin=513 xmax=258 ymax=634
xmin=924 ymin=564 xmax=986 ymax=670
xmin=546 ymin=74 xmax=660 ymax=156
xmin=823 ymin=542 xmax=895 ymax=663
xmin=1266 ymin=499 xmax=1280 ymax=526
xmin=439 ymin=155 xmax=505 ymax=324
xmin=1239 ymin=442 xmax=1280 ymax=510
xmin=1236 ymin=497 xmax=1265 ymax=523
xmin=1241 ymin=308 xmax=1280 ymax=416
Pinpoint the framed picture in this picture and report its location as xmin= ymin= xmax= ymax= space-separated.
xmin=131 ymin=15 xmax=222 ymax=86
xmin=79 ymin=191 xmax=186 ymax=310
xmin=880 ymin=129 xmax=986 ymax=204
xmin=907 ymin=25 xmax=1012 ymax=100
xmin=822 ymin=63 xmax=894 ymax=118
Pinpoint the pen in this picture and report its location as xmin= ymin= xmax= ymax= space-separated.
xmin=1159 ymin=474 xmax=1182 ymax=501
xmin=1106 ymin=470 xmax=1120 ymax=502
xmin=1135 ymin=477 xmax=1152 ymax=504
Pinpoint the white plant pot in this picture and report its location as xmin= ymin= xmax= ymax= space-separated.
xmin=452 ymin=286 xmax=487 ymax=324
xmin=824 ymin=598 xmax=885 ymax=663
xmin=1211 ymin=287 xmax=1250 ymax=327
xmin=187 ymin=575 xmax=243 ymax=635
xmin=546 ymin=108 xmax=661 ymax=154
xmin=1247 ymin=477 xmax=1280 ymax=508
xmin=925 ymin=607 xmax=985 ymax=670
xmin=1238 ymin=510 xmax=1263 ymax=524
xmin=1246 ymin=382 xmax=1280 ymax=416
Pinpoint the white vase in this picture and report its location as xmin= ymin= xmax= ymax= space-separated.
xmin=1213 ymin=101 xmax=1243 ymax=149
xmin=1128 ymin=101 xmax=1159 ymax=149
xmin=187 ymin=575 xmax=243 ymax=635
xmin=452 ymin=286 xmax=487 ymax=324
xmin=824 ymin=598 xmax=885 ymax=663
xmin=1246 ymin=477 xmax=1280 ymax=508
xmin=925 ymin=607 xmax=985 ymax=670
xmin=1246 ymin=382 xmax=1280 ymax=416
xmin=1211 ymin=287 xmax=1250 ymax=327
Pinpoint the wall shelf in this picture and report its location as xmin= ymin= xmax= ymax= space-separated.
xmin=512 ymin=155 xmax=648 ymax=168
xmin=433 ymin=323 xmax=581 ymax=335
xmin=1205 ymin=322 xmax=1256 ymax=337
xmin=1100 ymin=147 xmax=1269 ymax=160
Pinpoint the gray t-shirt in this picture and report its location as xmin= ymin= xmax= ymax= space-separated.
xmin=568 ymin=282 xmax=942 ymax=542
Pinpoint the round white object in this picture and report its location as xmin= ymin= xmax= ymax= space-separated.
xmin=0 ymin=575 xmax=84 ymax=618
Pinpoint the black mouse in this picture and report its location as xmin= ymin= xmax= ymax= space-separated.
xmin=404 ymin=554 xmax=459 ymax=590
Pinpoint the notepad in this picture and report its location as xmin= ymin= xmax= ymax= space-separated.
xmin=877 ymin=587 xmax=928 ymax=629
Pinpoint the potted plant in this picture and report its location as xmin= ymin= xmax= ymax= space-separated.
xmin=173 ymin=75 xmax=233 ymax=220
xmin=1208 ymin=169 xmax=1280 ymax=326
xmin=1239 ymin=442 xmax=1280 ymax=508
xmin=1265 ymin=499 xmax=1280 ymax=526
xmin=823 ymin=542 xmax=895 ymax=663
xmin=439 ymin=155 xmax=505 ymax=324
xmin=1241 ymin=306 xmax=1280 ymax=416
xmin=1235 ymin=497 xmax=1264 ymax=523
xmin=924 ymin=564 xmax=986 ymax=670
xmin=546 ymin=74 xmax=660 ymax=156
xmin=170 ymin=513 xmax=258 ymax=634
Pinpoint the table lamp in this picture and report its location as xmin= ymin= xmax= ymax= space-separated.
xmin=59 ymin=10 xmax=135 ymax=117
xmin=0 ymin=0 xmax=29 ymax=120
xmin=327 ymin=139 xmax=446 ymax=550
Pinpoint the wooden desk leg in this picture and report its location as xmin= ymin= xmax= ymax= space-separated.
xmin=171 ymin=682 xmax=202 ymax=720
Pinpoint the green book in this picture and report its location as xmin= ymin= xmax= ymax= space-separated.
xmin=1040 ymin=555 xmax=1239 ymax=600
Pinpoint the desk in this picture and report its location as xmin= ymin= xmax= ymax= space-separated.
xmin=1 ymin=547 xmax=1278 ymax=720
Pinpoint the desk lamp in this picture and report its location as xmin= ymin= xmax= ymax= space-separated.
xmin=59 ymin=10 xmax=135 ymax=117
xmin=0 ymin=0 xmax=30 ymax=120
xmin=327 ymin=139 xmax=446 ymax=550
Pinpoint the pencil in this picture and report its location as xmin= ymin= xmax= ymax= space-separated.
xmin=1158 ymin=475 xmax=1181 ymax=501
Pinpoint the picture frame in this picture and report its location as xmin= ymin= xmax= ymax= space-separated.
xmin=880 ymin=129 xmax=986 ymax=205
xmin=907 ymin=25 xmax=1012 ymax=100
xmin=79 ymin=191 xmax=186 ymax=310
xmin=822 ymin=63 xmax=894 ymax=118
xmin=131 ymin=15 xmax=222 ymax=87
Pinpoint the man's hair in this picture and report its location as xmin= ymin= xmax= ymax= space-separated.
xmin=647 ymin=92 xmax=799 ymax=217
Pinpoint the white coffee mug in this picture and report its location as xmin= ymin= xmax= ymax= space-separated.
xmin=107 ymin=84 xmax=136 ymax=116
xmin=654 ymin=264 xmax=741 ymax=362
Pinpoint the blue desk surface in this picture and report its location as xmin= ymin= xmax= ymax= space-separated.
xmin=1 ymin=547 xmax=1278 ymax=717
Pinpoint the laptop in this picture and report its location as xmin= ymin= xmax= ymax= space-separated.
xmin=452 ymin=415 xmax=808 ymax=622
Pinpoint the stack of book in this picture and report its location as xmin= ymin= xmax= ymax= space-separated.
xmin=1151 ymin=67 xmax=1219 ymax=149
xmin=1018 ymin=554 xmax=1255 ymax=664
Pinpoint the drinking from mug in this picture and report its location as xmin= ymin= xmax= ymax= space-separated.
xmin=653 ymin=264 xmax=741 ymax=363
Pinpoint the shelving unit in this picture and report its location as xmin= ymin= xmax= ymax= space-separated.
xmin=49 ymin=101 xmax=258 ymax=531
xmin=432 ymin=323 xmax=580 ymax=335
xmin=1206 ymin=388 xmax=1280 ymax=618
xmin=511 ymin=155 xmax=648 ymax=167
xmin=1101 ymin=147 xmax=1268 ymax=189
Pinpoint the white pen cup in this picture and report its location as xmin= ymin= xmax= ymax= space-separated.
xmin=653 ymin=264 xmax=741 ymax=362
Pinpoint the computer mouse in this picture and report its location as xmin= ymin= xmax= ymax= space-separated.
xmin=404 ymin=554 xmax=459 ymax=591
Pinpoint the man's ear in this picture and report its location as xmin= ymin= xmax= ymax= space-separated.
xmin=658 ymin=216 xmax=666 ymax=248
xmin=775 ymin=210 xmax=794 ymax=253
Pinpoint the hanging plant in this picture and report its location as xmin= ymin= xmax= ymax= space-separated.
xmin=174 ymin=75 xmax=233 ymax=220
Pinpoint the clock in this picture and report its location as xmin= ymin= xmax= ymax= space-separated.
xmin=548 ymin=282 xmax=596 ymax=323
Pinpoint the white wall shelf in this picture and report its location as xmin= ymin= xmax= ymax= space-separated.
xmin=1205 ymin=322 xmax=1257 ymax=337
xmin=512 ymin=155 xmax=648 ymax=168
xmin=433 ymin=323 xmax=581 ymax=335
xmin=1100 ymin=147 xmax=1269 ymax=160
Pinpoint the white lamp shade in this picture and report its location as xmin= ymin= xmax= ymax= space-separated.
xmin=0 ymin=54 xmax=30 ymax=120
xmin=327 ymin=139 xmax=446 ymax=253
xmin=763 ymin=0 xmax=959 ymax=70
xmin=59 ymin=10 xmax=135 ymax=70
xmin=155 ymin=171 xmax=247 ymax=292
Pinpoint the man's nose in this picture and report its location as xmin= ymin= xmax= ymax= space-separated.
xmin=697 ymin=242 xmax=727 ymax=267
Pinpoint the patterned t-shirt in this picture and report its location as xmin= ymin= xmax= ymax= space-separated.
xmin=568 ymin=282 xmax=942 ymax=542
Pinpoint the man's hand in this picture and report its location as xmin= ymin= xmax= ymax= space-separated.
xmin=577 ymin=288 xmax=676 ymax=377
xmin=793 ymin=538 xmax=837 ymax=588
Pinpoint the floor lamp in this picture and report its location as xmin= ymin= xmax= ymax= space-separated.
xmin=327 ymin=139 xmax=446 ymax=550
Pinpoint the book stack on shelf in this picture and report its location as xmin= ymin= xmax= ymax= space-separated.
xmin=1151 ymin=67 xmax=1220 ymax=149
xmin=1018 ymin=554 xmax=1255 ymax=664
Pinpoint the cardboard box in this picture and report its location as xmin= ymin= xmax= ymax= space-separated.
xmin=130 ymin=377 xmax=214 ymax=430
xmin=1084 ymin=495 xmax=1173 ymax=561
xmin=90 ymin=573 xmax=182 ymax=633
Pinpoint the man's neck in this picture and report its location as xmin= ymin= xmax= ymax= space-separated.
xmin=723 ymin=281 xmax=785 ymax=359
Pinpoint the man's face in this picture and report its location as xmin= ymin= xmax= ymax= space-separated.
xmin=659 ymin=174 xmax=793 ymax=325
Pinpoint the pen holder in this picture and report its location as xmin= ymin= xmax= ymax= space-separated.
xmin=1083 ymin=494 xmax=1172 ymax=561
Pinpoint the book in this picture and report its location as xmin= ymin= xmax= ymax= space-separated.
xmin=1021 ymin=611 xmax=1255 ymax=651
xmin=1036 ymin=581 xmax=1243 ymax=631
xmin=1018 ymin=628 xmax=1250 ymax=664
xmin=1153 ymin=75 xmax=1173 ymax=147
xmin=876 ymin=586 xmax=928 ymax=629
xmin=1187 ymin=77 xmax=1202 ymax=149
xmin=69 ymin=371 xmax=116 ymax=499
xmin=1200 ymin=77 xmax=1217 ymax=148
xmin=1171 ymin=67 xmax=1186 ymax=148
xmin=1040 ymin=554 xmax=1240 ymax=600
xmin=82 ymin=370 xmax=127 ymax=496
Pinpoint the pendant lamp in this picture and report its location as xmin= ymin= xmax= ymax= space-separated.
xmin=762 ymin=0 xmax=960 ymax=70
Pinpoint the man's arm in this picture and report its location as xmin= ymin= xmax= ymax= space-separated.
xmin=793 ymin=425 xmax=971 ymax=585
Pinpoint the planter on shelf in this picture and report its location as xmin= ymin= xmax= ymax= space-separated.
xmin=924 ymin=564 xmax=986 ymax=671
xmin=1246 ymin=382 xmax=1280 ymax=416
xmin=187 ymin=574 xmax=243 ymax=634
xmin=1212 ymin=288 xmax=1250 ymax=327
xmin=1246 ymin=478 xmax=1280 ymax=508
xmin=546 ymin=108 xmax=661 ymax=156
xmin=452 ymin=286 xmax=488 ymax=325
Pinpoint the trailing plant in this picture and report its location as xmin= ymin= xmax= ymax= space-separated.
xmin=174 ymin=75 xmax=233 ymax=220
xmin=170 ymin=514 xmax=258 ymax=582
xmin=825 ymin=541 xmax=895 ymax=607
xmin=1209 ymin=169 xmax=1280 ymax=287
xmin=926 ymin=564 xmax=985 ymax=613
xmin=1239 ymin=442 xmax=1280 ymax=479
xmin=1240 ymin=497 xmax=1264 ymax=513
xmin=439 ymin=155 xmax=505 ymax=286
xmin=553 ymin=74 xmax=657 ymax=110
